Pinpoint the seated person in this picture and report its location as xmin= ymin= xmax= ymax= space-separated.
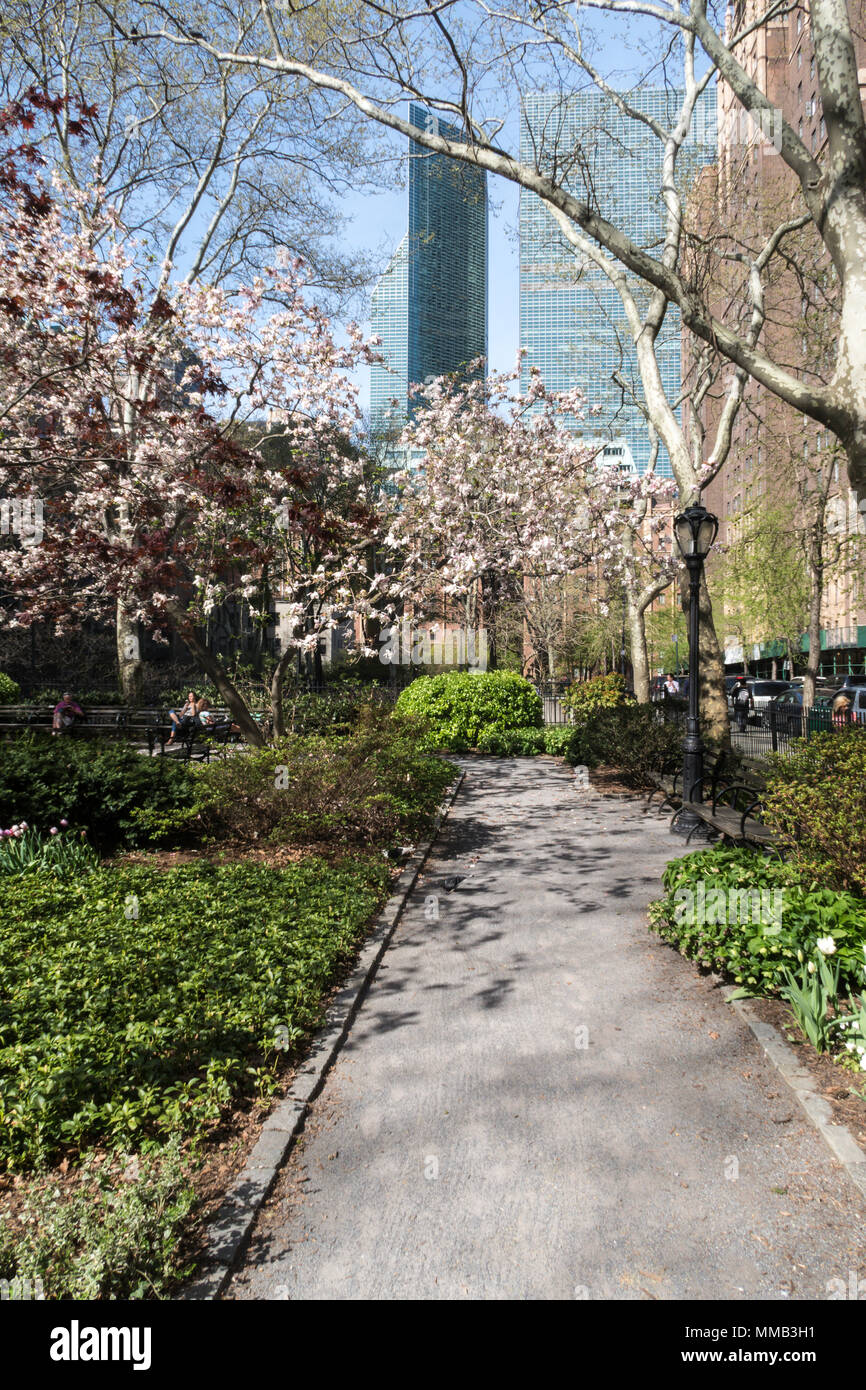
xmin=52 ymin=691 xmax=84 ymax=736
xmin=166 ymin=690 xmax=198 ymax=744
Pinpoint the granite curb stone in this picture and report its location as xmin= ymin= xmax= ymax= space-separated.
xmin=726 ymin=990 xmax=866 ymax=1201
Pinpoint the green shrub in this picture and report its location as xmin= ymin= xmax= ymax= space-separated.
xmin=563 ymin=704 xmax=683 ymax=783
xmin=395 ymin=670 xmax=542 ymax=750
xmin=0 ymin=736 xmax=199 ymax=851
xmin=0 ymin=1139 xmax=195 ymax=1299
xmin=542 ymin=726 xmax=576 ymax=757
xmin=281 ymin=684 xmax=383 ymax=737
xmin=0 ymin=858 xmax=389 ymax=1168
xmin=0 ymin=673 xmax=20 ymax=705
xmin=26 ymin=688 xmax=125 ymax=707
xmin=196 ymin=713 xmax=454 ymax=848
xmin=649 ymin=845 xmax=866 ymax=997
xmin=476 ymin=724 xmax=546 ymax=757
xmin=763 ymin=729 xmax=866 ymax=898
xmin=475 ymin=724 xmax=573 ymax=759
xmin=563 ymin=672 xmax=632 ymax=724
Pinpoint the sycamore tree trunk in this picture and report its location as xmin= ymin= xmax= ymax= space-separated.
xmin=693 ymin=570 xmax=730 ymax=746
xmin=166 ymin=603 xmax=265 ymax=746
xmin=116 ymin=597 xmax=144 ymax=707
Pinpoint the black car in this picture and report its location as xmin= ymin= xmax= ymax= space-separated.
xmin=763 ymin=688 xmax=832 ymax=734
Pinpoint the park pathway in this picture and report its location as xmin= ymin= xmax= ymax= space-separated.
xmin=228 ymin=757 xmax=866 ymax=1300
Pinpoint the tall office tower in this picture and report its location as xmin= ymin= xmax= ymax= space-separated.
xmin=519 ymin=87 xmax=717 ymax=478
xmin=370 ymin=103 xmax=488 ymax=441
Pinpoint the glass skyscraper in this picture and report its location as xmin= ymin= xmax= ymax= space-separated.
xmin=520 ymin=87 xmax=717 ymax=477
xmin=370 ymin=104 xmax=488 ymax=437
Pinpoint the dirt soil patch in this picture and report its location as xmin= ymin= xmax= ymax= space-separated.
xmin=747 ymin=994 xmax=866 ymax=1148
xmin=113 ymin=840 xmax=391 ymax=869
xmin=590 ymin=764 xmax=647 ymax=799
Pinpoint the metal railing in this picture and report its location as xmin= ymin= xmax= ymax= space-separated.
xmin=535 ymin=684 xmax=569 ymax=726
xmin=661 ymin=699 xmax=865 ymax=760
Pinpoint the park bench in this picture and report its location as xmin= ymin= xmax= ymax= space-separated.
xmin=644 ymin=752 xmax=684 ymax=815
xmin=645 ymin=743 xmax=780 ymax=849
xmin=0 ymin=704 xmax=132 ymax=738
xmin=146 ymin=710 xmax=245 ymax=761
xmin=0 ymin=703 xmax=253 ymax=760
xmin=671 ymin=767 xmax=781 ymax=849
xmin=645 ymin=746 xmax=734 ymax=817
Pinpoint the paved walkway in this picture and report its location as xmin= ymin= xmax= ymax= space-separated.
xmin=229 ymin=758 xmax=866 ymax=1300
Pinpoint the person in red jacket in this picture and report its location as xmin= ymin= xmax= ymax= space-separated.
xmin=52 ymin=691 xmax=84 ymax=736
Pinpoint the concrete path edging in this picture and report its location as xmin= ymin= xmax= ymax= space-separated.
xmin=725 ymin=989 xmax=866 ymax=1201
xmin=178 ymin=771 xmax=466 ymax=1301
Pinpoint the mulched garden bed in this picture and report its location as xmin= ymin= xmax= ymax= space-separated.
xmin=747 ymin=994 xmax=866 ymax=1147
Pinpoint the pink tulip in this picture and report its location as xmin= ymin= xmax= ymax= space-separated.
xmin=59 ymin=818 xmax=69 ymax=827
xmin=49 ymin=827 xmax=58 ymax=835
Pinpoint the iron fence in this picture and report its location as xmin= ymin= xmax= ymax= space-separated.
xmin=535 ymin=683 xmax=569 ymax=726
xmin=659 ymin=699 xmax=866 ymax=760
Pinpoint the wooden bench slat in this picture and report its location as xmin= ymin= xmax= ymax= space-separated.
xmin=681 ymin=800 xmax=778 ymax=845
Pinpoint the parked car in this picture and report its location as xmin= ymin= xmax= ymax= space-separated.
xmin=762 ymin=688 xmax=832 ymax=734
xmin=730 ymin=678 xmax=792 ymax=723
xmin=825 ymin=683 xmax=866 ymax=724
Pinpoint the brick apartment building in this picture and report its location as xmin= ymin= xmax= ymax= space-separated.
xmin=693 ymin=0 xmax=866 ymax=680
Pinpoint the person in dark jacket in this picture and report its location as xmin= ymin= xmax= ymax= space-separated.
xmin=733 ymin=676 xmax=754 ymax=732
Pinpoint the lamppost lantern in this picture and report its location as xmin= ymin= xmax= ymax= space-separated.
xmin=671 ymin=498 xmax=719 ymax=839
xmin=673 ymin=503 xmax=719 ymax=561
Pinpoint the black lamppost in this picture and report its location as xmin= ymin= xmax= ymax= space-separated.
xmin=672 ymin=501 xmax=719 ymax=837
